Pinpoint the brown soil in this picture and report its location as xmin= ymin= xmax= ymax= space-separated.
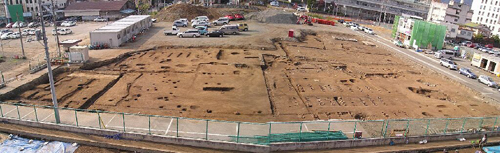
xmin=156 ymin=3 xmax=258 ymax=22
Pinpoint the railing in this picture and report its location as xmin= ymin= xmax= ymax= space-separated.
xmin=0 ymin=101 xmax=498 ymax=145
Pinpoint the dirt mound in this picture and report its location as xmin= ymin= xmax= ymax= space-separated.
xmin=246 ymin=9 xmax=297 ymax=24
xmin=156 ymin=4 xmax=221 ymax=22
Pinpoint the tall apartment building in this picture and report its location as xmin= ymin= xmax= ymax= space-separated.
xmin=5 ymin=0 xmax=67 ymax=20
xmin=332 ymin=0 xmax=431 ymax=23
xmin=471 ymin=0 xmax=500 ymax=36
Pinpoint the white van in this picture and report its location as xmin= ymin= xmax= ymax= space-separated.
xmin=434 ymin=50 xmax=454 ymax=59
xmin=191 ymin=16 xmax=209 ymax=23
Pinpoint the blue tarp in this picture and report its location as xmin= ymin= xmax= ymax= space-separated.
xmin=120 ymin=9 xmax=135 ymax=14
xmin=484 ymin=145 xmax=500 ymax=153
xmin=0 ymin=135 xmax=78 ymax=153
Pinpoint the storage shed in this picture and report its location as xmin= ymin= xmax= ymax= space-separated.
xmin=89 ymin=15 xmax=152 ymax=48
xmin=471 ymin=52 xmax=500 ymax=77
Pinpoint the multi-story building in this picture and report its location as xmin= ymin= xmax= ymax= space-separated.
xmin=5 ymin=0 xmax=67 ymax=20
xmin=427 ymin=0 xmax=473 ymax=40
xmin=471 ymin=0 xmax=500 ymax=36
xmin=331 ymin=0 xmax=431 ymax=24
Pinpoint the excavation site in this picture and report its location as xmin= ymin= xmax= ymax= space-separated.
xmin=4 ymin=31 xmax=500 ymax=122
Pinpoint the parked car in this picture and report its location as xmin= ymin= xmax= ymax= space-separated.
xmin=191 ymin=16 xmax=209 ymax=23
xmin=461 ymin=41 xmax=472 ymax=46
xmin=9 ymin=32 xmax=20 ymax=39
xmin=350 ymin=25 xmax=359 ymax=30
xmin=195 ymin=26 xmax=208 ymax=35
xmin=0 ymin=29 xmax=12 ymax=35
xmin=364 ymin=28 xmax=374 ymax=34
xmin=205 ymin=30 xmax=224 ymax=37
xmin=28 ymin=29 xmax=40 ymax=35
xmin=173 ymin=20 xmax=187 ymax=27
xmin=19 ymin=22 xmax=26 ymax=27
xmin=5 ymin=23 xmax=13 ymax=28
xmin=151 ymin=18 xmax=157 ymax=22
xmin=486 ymin=44 xmax=494 ymax=48
xmin=177 ymin=29 xmax=201 ymax=38
xmin=93 ymin=17 xmax=108 ymax=22
xmin=234 ymin=14 xmax=244 ymax=20
xmin=467 ymin=43 xmax=476 ymax=48
xmin=28 ymin=22 xmax=38 ymax=28
xmin=270 ymin=1 xmax=279 ymax=6
xmin=224 ymin=15 xmax=236 ymax=21
xmin=439 ymin=58 xmax=457 ymax=70
xmin=478 ymin=75 xmax=498 ymax=87
xmin=212 ymin=18 xmax=229 ymax=26
xmin=458 ymin=68 xmax=477 ymax=79
xmin=191 ymin=21 xmax=211 ymax=28
xmin=435 ymin=50 xmax=454 ymax=59
xmin=61 ymin=21 xmax=76 ymax=27
xmin=219 ymin=24 xmax=239 ymax=35
xmin=178 ymin=18 xmax=189 ymax=25
xmin=393 ymin=40 xmax=404 ymax=48
xmin=237 ymin=23 xmax=248 ymax=31
xmin=164 ymin=27 xmax=180 ymax=35
xmin=12 ymin=22 xmax=20 ymax=28
xmin=52 ymin=28 xmax=72 ymax=35
xmin=297 ymin=7 xmax=307 ymax=12
xmin=0 ymin=32 xmax=11 ymax=40
xmin=479 ymin=47 xmax=488 ymax=52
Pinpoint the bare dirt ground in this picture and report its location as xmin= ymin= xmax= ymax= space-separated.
xmin=6 ymin=21 xmax=500 ymax=122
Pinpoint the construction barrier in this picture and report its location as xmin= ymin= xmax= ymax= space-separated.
xmin=0 ymin=101 xmax=498 ymax=145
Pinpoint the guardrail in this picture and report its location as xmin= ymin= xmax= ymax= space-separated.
xmin=0 ymin=101 xmax=498 ymax=145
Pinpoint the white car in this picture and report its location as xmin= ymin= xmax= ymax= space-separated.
xmin=178 ymin=18 xmax=189 ymax=25
xmin=177 ymin=29 xmax=201 ymax=38
xmin=364 ymin=28 xmax=374 ymax=34
xmin=270 ymin=1 xmax=279 ymax=6
xmin=94 ymin=17 xmax=108 ymax=22
xmin=9 ymin=32 xmax=20 ymax=39
xmin=478 ymin=75 xmax=498 ymax=88
xmin=12 ymin=22 xmax=20 ymax=28
xmin=61 ymin=21 xmax=76 ymax=27
xmin=191 ymin=21 xmax=211 ymax=28
xmin=350 ymin=25 xmax=359 ymax=31
xmin=191 ymin=16 xmax=209 ymax=23
xmin=52 ymin=28 xmax=72 ymax=35
xmin=1 ymin=32 xmax=11 ymax=40
xmin=212 ymin=18 xmax=229 ymax=26
xmin=439 ymin=58 xmax=457 ymax=70
xmin=297 ymin=7 xmax=307 ymax=12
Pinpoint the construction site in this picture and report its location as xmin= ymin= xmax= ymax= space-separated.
xmin=0 ymin=3 xmax=500 ymax=153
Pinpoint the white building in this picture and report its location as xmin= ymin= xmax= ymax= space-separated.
xmin=5 ymin=0 xmax=67 ymax=19
xmin=427 ymin=1 xmax=448 ymax=22
xmin=471 ymin=0 xmax=500 ymax=36
xmin=90 ymin=15 xmax=152 ymax=48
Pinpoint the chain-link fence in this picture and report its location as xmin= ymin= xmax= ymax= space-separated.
xmin=0 ymin=102 xmax=498 ymax=145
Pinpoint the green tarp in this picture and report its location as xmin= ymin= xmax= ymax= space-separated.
xmin=409 ymin=19 xmax=446 ymax=50
xmin=7 ymin=5 xmax=24 ymax=22
xmin=392 ymin=16 xmax=400 ymax=38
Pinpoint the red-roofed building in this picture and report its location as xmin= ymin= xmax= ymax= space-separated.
xmin=64 ymin=0 xmax=135 ymax=21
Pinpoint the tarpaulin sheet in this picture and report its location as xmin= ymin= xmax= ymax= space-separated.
xmin=484 ymin=145 xmax=500 ymax=153
xmin=0 ymin=135 xmax=78 ymax=153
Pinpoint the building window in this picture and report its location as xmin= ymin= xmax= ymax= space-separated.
xmin=455 ymin=18 xmax=458 ymax=22
xmin=451 ymin=28 xmax=456 ymax=32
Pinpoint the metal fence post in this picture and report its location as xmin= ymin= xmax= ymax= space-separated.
xmin=425 ymin=119 xmax=430 ymax=136
xmin=148 ymin=115 xmax=151 ymax=135
xmin=16 ymin=105 xmax=20 ymax=120
xmin=383 ymin=120 xmax=390 ymax=138
xmin=444 ymin=119 xmax=449 ymax=135
xmin=236 ymin=122 xmax=241 ymax=143
xmin=494 ymin=117 xmax=498 ymax=131
xmin=404 ymin=120 xmax=410 ymax=137
xmin=122 ymin=113 xmax=126 ymax=132
xmin=479 ymin=117 xmax=484 ymax=130
xmin=380 ymin=120 xmax=386 ymax=137
xmin=0 ymin=104 xmax=4 ymax=117
xmin=98 ymin=112 xmax=102 ymax=129
xmin=353 ymin=121 xmax=358 ymax=139
xmin=176 ymin=117 xmax=179 ymax=137
xmin=33 ymin=106 xmax=38 ymax=122
xmin=327 ymin=122 xmax=331 ymax=131
xmin=268 ymin=123 xmax=272 ymax=144
xmin=74 ymin=110 xmax=79 ymax=127
xmin=299 ymin=122 xmax=303 ymax=141
xmin=205 ymin=120 xmax=209 ymax=140
xmin=461 ymin=118 xmax=467 ymax=133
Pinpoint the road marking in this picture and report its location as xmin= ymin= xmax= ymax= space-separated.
xmin=354 ymin=31 xmax=469 ymax=83
xmin=165 ymin=118 xmax=173 ymax=135
xmin=104 ymin=114 xmax=117 ymax=127
xmin=21 ymin=110 xmax=34 ymax=119
xmin=303 ymin=123 xmax=309 ymax=132
xmin=41 ymin=112 xmax=55 ymax=122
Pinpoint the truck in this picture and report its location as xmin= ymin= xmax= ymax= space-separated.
xmin=164 ymin=27 xmax=180 ymax=36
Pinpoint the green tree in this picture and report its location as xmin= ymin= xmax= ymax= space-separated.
xmin=138 ymin=3 xmax=151 ymax=15
xmin=307 ymin=0 xmax=316 ymax=10
xmin=493 ymin=35 xmax=500 ymax=44
xmin=473 ymin=33 xmax=484 ymax=42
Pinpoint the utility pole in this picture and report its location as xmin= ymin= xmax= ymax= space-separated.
xmin=16 ymin=13 xmax=26 ymax=59
xmin=38 ymin=0 xmax=60 ymax=124
xmin=50 ymin=0 xmax=61 ymax=58
xmin=4 ymin=0 xmax=9 ymax=23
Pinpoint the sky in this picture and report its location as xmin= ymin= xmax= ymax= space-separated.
xmin=440 ymin=0 xmax=473 ymax=5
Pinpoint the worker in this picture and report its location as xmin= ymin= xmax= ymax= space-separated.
xmin=479 ymin=134 xmax=488 ymax=148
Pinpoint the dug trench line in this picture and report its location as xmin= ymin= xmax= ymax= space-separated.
xmin=78 ymin=74 xmax=124 ymax=109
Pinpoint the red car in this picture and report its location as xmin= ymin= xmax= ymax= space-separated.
xmin=225 ymin=15 xmax=235 ymax=21
xmin=234 ymin=14 xmax=244 ymax=20
xmin=467 ymin=43 xmax=476 ymax=48
xmin=5 ymin=23 xmax=13 ymax=28
xmin=486 ymin=44 xmax=494 ymax=48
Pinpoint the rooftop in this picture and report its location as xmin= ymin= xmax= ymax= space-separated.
xmin=64 ymin=1 xmax=128 ymax=11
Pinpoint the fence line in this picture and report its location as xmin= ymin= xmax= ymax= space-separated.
xmin=0 ymin=101 xmax=498 ymax=145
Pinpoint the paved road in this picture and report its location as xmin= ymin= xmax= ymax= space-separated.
xmin=350 ymin=30 xmax=500 ymax=102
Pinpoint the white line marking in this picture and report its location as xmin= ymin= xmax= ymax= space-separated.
xmin=3 ymin=107 xmax=17 ymax=116
xmin=303 ymin=123 xmax=309 ymax=132
xmin=21 ymin=110 xmax=34 ymax=119
xmin=105 ymin=125 xmax=233 ymax=137
xmin=165 ymin=118 xmax=173 ymax=135
xmin=354 ymin=31 xmax=469 ymax=83
xmin=105 ymin=114 xmax=117 ymax=127
xmin=236 ymin=124 xmax=239 ymax=135
xmin=41 ymin=112 xmax=55 ymax=122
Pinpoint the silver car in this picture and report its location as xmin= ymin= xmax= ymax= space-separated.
xmin=191 ymin=21 xmax=211 ymax=28
xmin=177 ymin=29 xmax=201 ymax=38
xmin=173 ymin=20 xmax=187 ymax=27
